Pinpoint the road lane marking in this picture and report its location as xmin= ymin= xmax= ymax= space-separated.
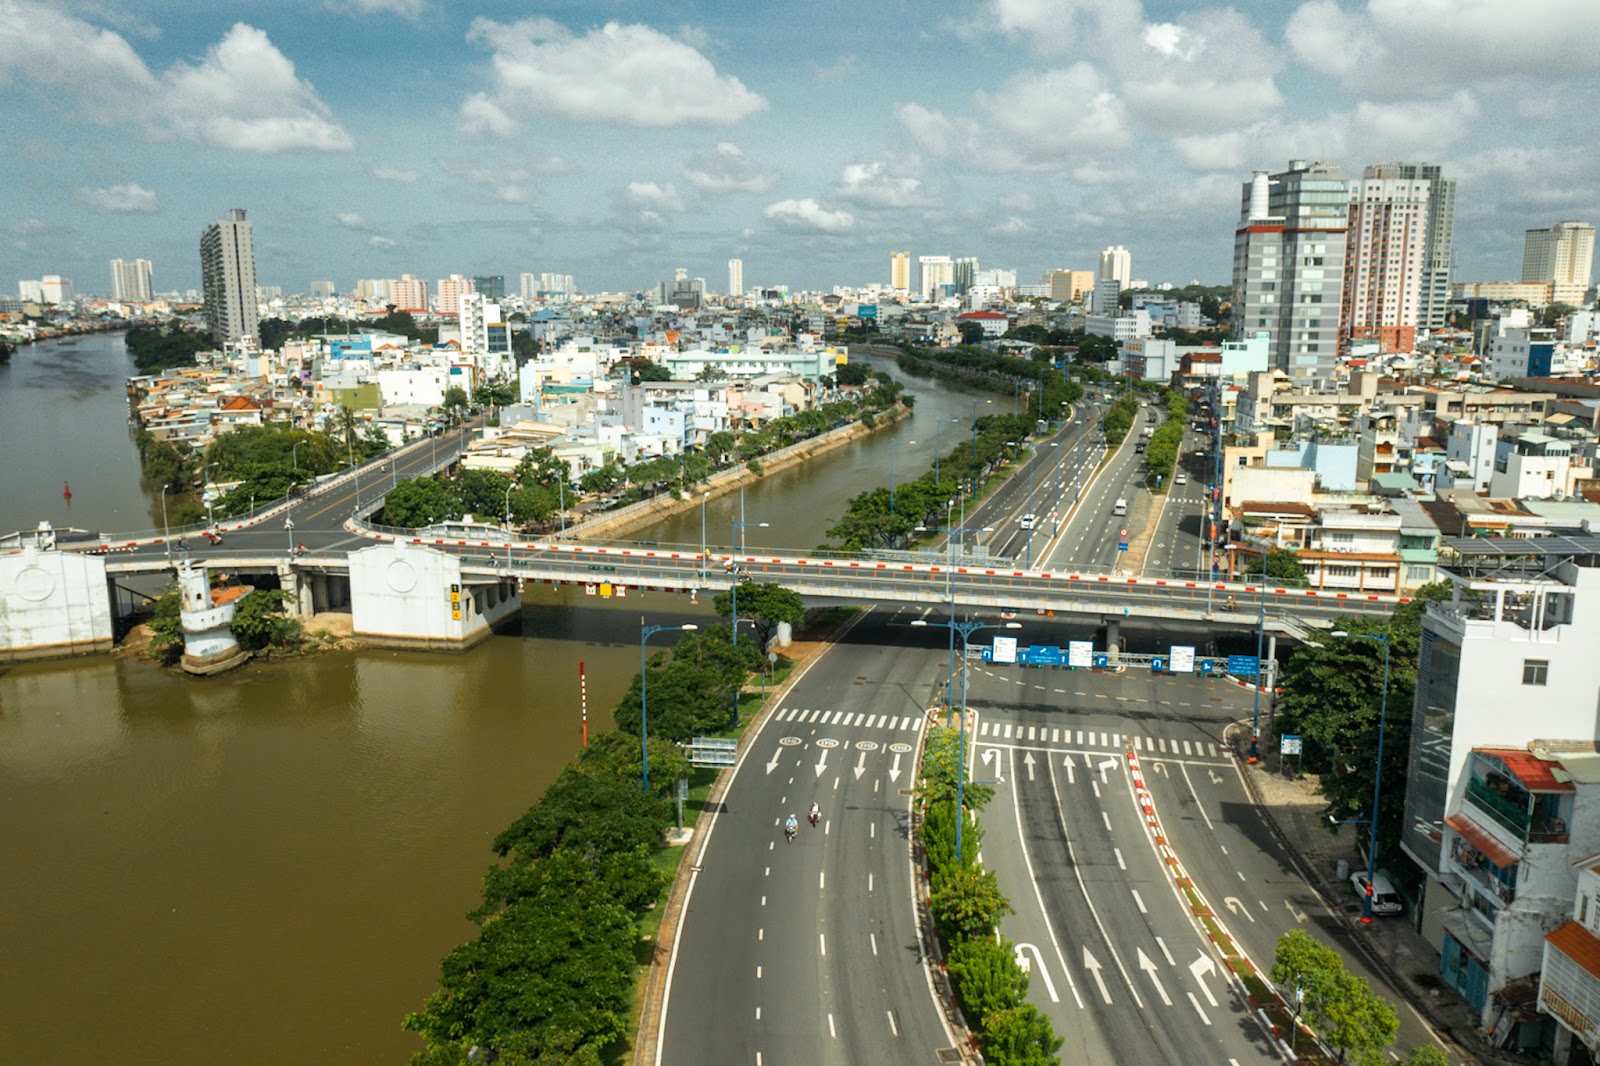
xmin=1187 ymin=991 xmax=1212 ymax=1026
xmin=1114 ymin=848 xmax=1126 ymax=870
xmin=1179 ymin=762 xmax=1215 ymax=831
xmin=757 ymin=965 xmax=762 ymax=978
xmin=1138 ymin=949 xmax=1173 ymax=1006
xmin=1006 ymin=749 xmax=1084 ymax=1009
xmin=886 ymin=1010 xmax=899 ymax=1037
xmin=819 ymin=933 xmax=827 ymax=956
xmin=1051 ymin=728 xmax=1060 ymax=743
xmin=759 ymin=928 xmax=763 ymax=940
xmin=1156 ymin=936 xmax=1175 ymax=966
xmin=1102 ymin=811 xmax=1112 ymax=831
xmin=980 ymin=722 xmax=990 ymax=736
xmin=1132 ymin=889 xmax=1146 ymax=913
xmin=870 ymin=932 xmax=878 ymax=955
xmin=819 ymin=871 xmax=825 ymax=890
xmin=867 ymin=872 xmax=872 ymax=892
xmin=828 ymin=1013 xmax=836 ymax=1038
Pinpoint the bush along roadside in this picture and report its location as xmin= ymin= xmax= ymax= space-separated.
xmin=1142 ymin=388 xmax=1189 ymax=493
xmin=918 ymin=724 xmax=1064 ymax=1065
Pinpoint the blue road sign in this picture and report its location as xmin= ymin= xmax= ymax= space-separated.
xmin=1093 ymin=654 xmax=1110 ymax=670
xmin=1227 ymin=654 xmax=1260 ymax=677
xmin=1150 ymin=657 xmax=1167 ymax=672
xmin=1198 ymin=659 xmax=1215 ymax=675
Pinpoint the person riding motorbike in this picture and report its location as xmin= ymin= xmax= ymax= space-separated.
xmin=809 ymin=802 xmax=820 ymax=828
xmin=784 ymin=814 xmax=798 ymax=842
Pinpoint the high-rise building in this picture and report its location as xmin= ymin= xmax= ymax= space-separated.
xmin=310 ymin=280 xmax=336 ymax=299
xmin=199 ymin=208 xmax=260 ymax=346
xmin=471 ymin=275 xmax=506 ymax=300
xmin=540 ymin=273 xmax=574 ymax=296
xmin=1044 ymin=269 xmax=1095 ymax=303
xmin=1231 ymin=161 xmax=1350 ymax=383
xmin=519 ymin=272 xmax=539 ymax=301
xmin=1390 ymin=163 xmax=1456 ymax=331
xmin=110 ymin=259 xmax=153 ymax=302
xmin=1098 ymin=245 xmax=1131 ymax=289
xmin=728 ymin=258 xmax=744 ymax=297
xmin=890 ymin=251 xmax=911 ymax=292
xmin=436 ymin=274 xmax=474 ymax=316
xmin=1340 ymin=164 xmax=1433 ymax=354
xmin=355 ymin=279 xmax=391 ymax=302
xmin=391 ymin=274 xmax=428 ymax=312
xmin=1523 ymin=221 xmax=1596 ymax=308
xmin=918 ymin=255 xmax=952 ymax=300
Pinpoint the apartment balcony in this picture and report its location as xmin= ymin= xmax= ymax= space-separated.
xmin=1465 ymin=777 xmax=1531 ymax=838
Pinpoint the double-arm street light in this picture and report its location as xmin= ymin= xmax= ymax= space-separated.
xmin=911 ymin=615 xmax=1022 ymax=862
xmin=889 ymin=438 xmax=916 ymax=515
xmin=292 ymin=439 xmax=305 ymax=473
xmin=640 ymin=620 xmax=698 ymax=794
xmin=913 ymin=523 xmax=994 ymax=698
xmin=933 ymin=418 xmax=962 ymax=486
xmin=1333 ymin=628 xmax=1392 ymax=924
xmin=203 ymin=462 xmax=221 ymax=531
xmin=160 ymin=484 xmax=172 ymax=565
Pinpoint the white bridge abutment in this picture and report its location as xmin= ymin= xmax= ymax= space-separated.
xmin=348 ymin=540 xmax=520 ymax=652
xmin=0 ymin=541 xmax=115 ymax=663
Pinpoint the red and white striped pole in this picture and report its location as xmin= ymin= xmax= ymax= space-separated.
xmin=579 ymin=660 xmax=588 ymax=748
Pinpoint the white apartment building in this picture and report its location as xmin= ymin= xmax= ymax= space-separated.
xmin=728 ymin=258 xmax=744 ymax=298
xmin=663 ymin=347 xmax=838 ymax=382
xmin=1098 ymin=245 xmax=1131 ymax=290
xmin=110 ymin=259 xmax=153 ymax=303
xmin=1084 ymin=310 xmax=1150 ymax=343
xmin=1489 ymin=431 xmax=1591 ymax=501
xmin=376 ymin=366 xmax=449 ymax=408
xmin=1342 ymin=164 xmax=1432 ymax=354
xmin=1401 ymin=537 xmax=1600 ymax=1035
xmin=1441 ymin=419 xmax=1500 ymax=493
xmin=919 ymin=255 xmax=953 ymax=301
xmin=1523 ymin=222 xmax=1596 ymax=309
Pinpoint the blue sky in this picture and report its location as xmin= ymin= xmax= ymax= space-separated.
xmin=3 ymin=0 xmax=1598 ymax=298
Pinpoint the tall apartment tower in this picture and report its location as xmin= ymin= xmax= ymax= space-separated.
xmin=1523 ymin=222 xmax=1596 ymax=308
xmin=1390 ymin=163 xmax=1455 ymax=331
xmin=728 ymin=258 xmax=744 ymax=297
xmin=918 ymin=255 xmax=953 ymax=300
xmin=1098 ymin=245 xmax=1131 ymax=288
xmin=1230 ymin=161 xmax=1350 ymax=383
xmin=110 ymin=258 xmax=153 ymax=302
xmin=199 ymin=209 xmax=259 ymax=346
xmin=952 ymin=257 xmax=979 ymax=295
xmin=1340 ymin=164 xmax=1433 ymax=354
xmin=436 ymin=274 xmax=475 ymax=316
xmin=390 ymin=274 xmax=428 ymax=312
xmin=890 ymin=251 xmax=911 ymax=292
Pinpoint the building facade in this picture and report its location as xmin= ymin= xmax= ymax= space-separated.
xmin=919 ymin=255 xmax=953 ymax=301
xmin=1231 ymin=161 xmax=1351 ymax=383
xmin=1341 ymin=164 xmax=1433 ymax=354
xmin=1523 ymin=222 xmax=1596 ymax=309
xmin=110 ymin=258 xmax=153 ymax=303
xmin=890 ymin=251 xmax=911 ymax=292
xmin=1392 ymin=163 xmax=1457 ymax=332
xmin=199 ymin=208 xmax=260 ymax=346
xmin=728 ymin=258 xmax=744 ymax=298
xmin=391 ymin=275 xmax=428 ymax=312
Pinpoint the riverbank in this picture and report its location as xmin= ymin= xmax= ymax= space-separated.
xmin=567 ymin=404 xmax=911 ymax=543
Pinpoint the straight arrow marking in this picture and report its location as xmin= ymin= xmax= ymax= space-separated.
xmin=853 ymin=751 xmax=867 ymax=780
xmin=1024 ymin=751 xmax=1037 ymax=781
xmin=1083 ymin=947 xmax=1113 ymax=1004
xmin=814 ymin=749 xmax=828 ymax=777
xmin=1062 ymin=753 xmax=1075 ymax=784
xmin=888 ymin=752 xmax=902 ymax=783
xmin=766 ymin=749 xmax=781 ymax=775
xmin=1137 ymin=949 xmax=1172 ymax=1006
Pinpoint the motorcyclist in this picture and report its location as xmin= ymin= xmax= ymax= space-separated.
xmin=809 ymin=802 xmax=820 ymax=827
xmin=785 ymin=814 xmax=798 ymax=842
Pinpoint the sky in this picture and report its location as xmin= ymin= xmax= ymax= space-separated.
xmin=3 ymin=0 xmax=1599 ymax=299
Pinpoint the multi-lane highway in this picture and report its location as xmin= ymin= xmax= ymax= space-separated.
xmin=1037 ymin=403 xmax=1149 ymax=571
xmin=1141 ymin=424 xmax=1216 ymax=578
xmin=657 ymin=608 xmax=958 ymax=1065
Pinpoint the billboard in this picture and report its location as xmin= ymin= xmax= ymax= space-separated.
xmin=1068 ymin=641 xmax=1094 ymax=668
xmin=1169 ymin=646 xmax=1195 ymax=673
xmin=991 ymin=636 xmax=1018 ymax=664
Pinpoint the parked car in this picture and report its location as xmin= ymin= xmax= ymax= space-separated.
xmin=1350 ymin=871 xmax=1403 ymax=915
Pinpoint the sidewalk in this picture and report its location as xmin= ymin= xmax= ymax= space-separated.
xmin=1236 ymin=738 xmax=1513 ymax=1065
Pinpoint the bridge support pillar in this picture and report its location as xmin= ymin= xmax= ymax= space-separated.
xmin=275 ymin=562 xmax=316 ymax=618
xmin=1105 ymin=617 xmax=1121 ymax=666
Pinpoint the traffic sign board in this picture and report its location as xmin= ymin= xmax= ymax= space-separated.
xmin=1093 ymin=654 xmax=1109 ymax=670
xmin=1227 ymin=654 xmax=1260 ymax=677
xmin=1150 ymin=657 xmax=1167 ymax=672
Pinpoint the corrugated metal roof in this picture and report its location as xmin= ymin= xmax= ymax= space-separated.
xmin=1547 ymin=921 xmax=1600 ymax=981
xmin=1475 ymin=747 xmax=1575 ymax=792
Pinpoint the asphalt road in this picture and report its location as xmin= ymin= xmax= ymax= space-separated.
xmin=657 ymin=608 xmax=958 ymax=1065
xmin=981 ymin=402 xmax=1105 ymax=567
xmin=1141 ymin=425 xmax=1211 ymax=579
xmin=1036 ymin=406 xmax=1150 ymax=572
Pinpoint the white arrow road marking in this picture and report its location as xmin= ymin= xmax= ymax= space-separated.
xmin=983 ymin=748 xmax=1005 ymax=783
xmin=1189 ymin=953 xmax=1220 ymax=1007
xmin=1286 ymin=900 xmax=1308 ymax=924
xmin=1209 ymin=769 xmax=1225 ymax=785
xmin=1096 ymin=757 xmax=1119 ymax=783
xmin=888 ymin=752 xmax=902 ymax=783
xmin=766 ymin=749 xmax=781 ymax=774
xmin=1062 ymin=753 xmax=1075 ymax=784
xmin=1224 ymin=897 xmax=1256 ymax=923
xmin=1015 ymin=943 xmax=1060 ymax=1003
xmin=814 ymin=749 xmax=828 ymax=777
xmin=1152 ymin=761 xmax=1168 ymax=777
xmin=1024 ymin=751 xmax=1037 ymax=781
xmin=853 ymin=751 xmax=867 ymax=780
xmin=1082 ymin=948 xmax=1113 ymax=1004
xmin=1137 ymin=949 xmax=1172 ymax=1006
xmin=1187 ymin=991 xmax=1213 ymax=1026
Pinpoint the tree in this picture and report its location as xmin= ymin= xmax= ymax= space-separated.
xmin=514 ymin=447 xmax=569 ymax=491
xmin=229 ymin=589 xmax=301 ymax=651
xmin=929 ymin=865 xmax=1013 ymax=941
xmin=712 ymin=581 xmax=806 ymax=650
xmin=956 ymin=321 xmax=986 ymax=346
xmin=453 ymin=468 xmax=514 ymax=521
xmin=1271 ymin=930 xmax=1397 ymax=1065
xmin=1402 ymin=1047 xmax=1450 ymax=1066
xmin=490 ymin=769 xmax=672 ymax=862
xmin=946 ymin=934 xmax=1028 ymax=1030
xmin=383 ymin=476 xmax=458 ymax=528
xmin=977 ymin=1004 xmax=1064 ymax=1066
xmin=1246 ymin=547 xmax=1310 ymax=587
xmin=442 ymin=386 xmax=470 ymax=421
xmin=834 ymin=362 xmax=870 ymax=386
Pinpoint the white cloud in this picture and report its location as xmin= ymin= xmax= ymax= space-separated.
xmin=1141 ymin=22 xmax=1196 ymax=60
xmin=985 ymin=0 xmax=1146 ymax=55
xmin=837 ymin=162 xmax=923 ymax=208
xmin=460 ymin=93 xmax=515 ymax=137
xmin=978 ymin=65 xmax=1130 ymax=156
xmin=340 ymin=0 xmax=424 ymax=17
xmin=370 ymin=165 xmax=418 ymax=183
xmin=989 ymin=216 xmax=1029 ymax=237
xmin=626 ymin=181 xmax=686 ymax=211
xmin=464 ymin=18 xmax=767 ymax=129
xmin=368 ymin=235 xmax=396 ymax=248
xmin=0 ymin=6 xmax=351 ymax=152
xmin=683 ymin=142 xmax=772 ymax=193
xmin=76 ymin=182 xmax=158 ymax=212
xmin=815 ymin=54 xmax=862 ymax=82
xmin=763 ymin=198 xmax=855 ymax=233
xmin=336 ymin=211 xmax=373 ymax=231
xmin=1287 ymin=0 xmax=1600 ymax=96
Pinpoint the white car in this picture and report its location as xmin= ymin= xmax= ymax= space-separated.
xmin=1175 ymin=473 xmax=1187 ymax=485
xmin=1350 ymin=871 xmax=1403 ymax=915
xmin=1019 ymin=513 xmax=1037 ymax=530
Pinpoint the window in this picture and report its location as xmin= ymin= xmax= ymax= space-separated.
xmin=1523 ymin=659 xmax=1549 ymax=686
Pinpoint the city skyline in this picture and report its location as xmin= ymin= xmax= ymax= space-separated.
xmin=3 ymin=0 xmax=1599 ymax=295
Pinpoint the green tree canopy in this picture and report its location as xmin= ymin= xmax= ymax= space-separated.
xmin=712 ymin=581 xmax=806 ymax=650
xmin=1246 ymin=547 xmax=1310 ymax=587
xmin=929 ymin=865 xmax=1012 ymax=942
xmin=382 ymin=476 xmax=459 ymax=528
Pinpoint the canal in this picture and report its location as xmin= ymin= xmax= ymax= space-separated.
xmin=0 ymin=336 xmax=988 ymax=1064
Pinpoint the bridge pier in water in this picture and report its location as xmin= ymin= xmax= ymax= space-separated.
xmin=0 ymin=532 xmax=115 ymax=662
xmin=348 ymin=540 xmax=520 ymax=652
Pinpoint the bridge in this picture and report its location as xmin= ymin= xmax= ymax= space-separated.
xmin=2 ymin=419 xmax=1404 ymax=663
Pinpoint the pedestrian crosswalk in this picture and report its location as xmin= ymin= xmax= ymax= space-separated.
xmin=975 ymin=720 xmax=1221 ymax=759
xmin=772 ymin=707 xmax=923 ymax=733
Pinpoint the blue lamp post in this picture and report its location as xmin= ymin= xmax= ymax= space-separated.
xmin=889 ymin=438 xmax=916 ymax=515
xmin=913 ymin=523 xmax=994 ymax=719
xmin=912 ymin=616 xmax=1021 ymax=862
xmin=1333 ymin=629 xmax=1392 ymax=923
xmin=640 ymin=620 xmax=698 ymax=793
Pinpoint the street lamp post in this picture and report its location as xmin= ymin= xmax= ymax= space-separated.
xmin=699 ymin=492 xmax=710 ymax=586
xmin=160 ymin=485 xmax=172 ymax=565
xmin=1333 ymin=629 xmax=1392 ymax=923
xmin=889 ymin=438 xmax=916 ymax=515
xmin=203 ymin=462 xmax=220 ymax=532
xmin=1249 ymin=575 xmax=1267 ymax=763
xmin=934 ymin=418 xmax=961 ymax=486
xmin=730 ymin=519 xmax=768 ymax=647
xmin=640 ymin=620 xmax=698 ymax=793
xmin=292 ymin=440 xmax=304 ymax=473
xmin=914 ymin=524 xmax=993 ymax=699
xmin=284 ymin=515 xmax=294 ymax=556
xmin=912 ymin=616 xmax=1021 ymax=862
